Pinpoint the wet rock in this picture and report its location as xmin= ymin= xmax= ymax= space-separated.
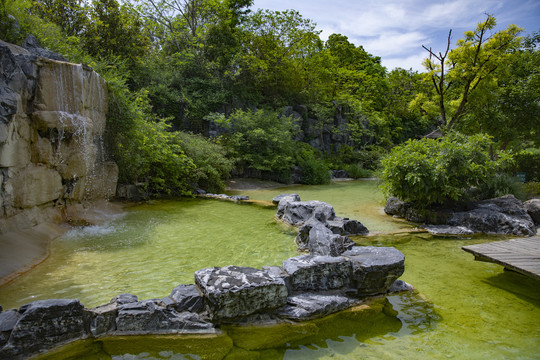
xmin=384 ymin=197 xmax=407 ymax=217
xmin=387 ymin=280 xmax=415 ymax=294
xmin=343 ymin=246 xmax=405 ymax=295
xmin=524 ymin=199 xmax=540 ymax=226
xmin=307 ymin=222 xmax=355 ymax=256
xmin=0 ymin=299 xmax=89 ymax=358
xmin=282 ymin=255 xmax=351 ymax=291
xmin=295 ymin=217 xmax=321 ymax=251
xmin=272 ymin=193 xmax=300 ymax=205
xmin=326 ymin=217 xmax=369 ymax=236
xmin=116 ymin=184 xmax=147 ymax=201
xmin=167 ymin=284 xmax=205 ymax=313
xmin=277 ymin=292 xmax=352 ymax=321
xmin=424 ymin=225 xmax=474 ymax=236
xmin=194 ymin=266 xmax=288 ymax=322
xmin=0 ymin=309 xmax=20 ymax=347
xmin=278 ymin=200 xmax=335 ymax=226
xmin=230 ymin=195 xmax=249 ymax=201
xmin=116 ymin=299 xmax=214 ymax=334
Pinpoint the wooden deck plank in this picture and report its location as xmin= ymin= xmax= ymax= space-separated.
xmin=462 ymin=236 xmax=540 ymax=280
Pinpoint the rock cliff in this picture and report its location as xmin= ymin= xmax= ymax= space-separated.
xmin=0 ymin=39 xmax=118 ymax=233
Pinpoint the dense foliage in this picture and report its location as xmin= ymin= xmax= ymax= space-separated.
xmin=1 ymin=0 xmax=537 ymax=200
xmin=380 ymin=133 xmax=511 ymax=205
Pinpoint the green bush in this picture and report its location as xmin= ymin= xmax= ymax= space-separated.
xmin=346 ymin=163 xmax=373 ymax=179
xmin=295 ymin=143 xmax=331 ymax=185
xmin=523 ymin=182 xmax=540 ymax=198
xmin=176 ymin=132 xmax=234 ymax=193
xmin=513 ymin=148 xmax=540 ymax=182
xmin=475 ymin=173 xmax=526 ymax=201
xmin=380 ymin=132 xmax=512 ymax=206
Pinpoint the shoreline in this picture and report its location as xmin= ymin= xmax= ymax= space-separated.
xmin=0 ymin=200 xmax=125 ymax=287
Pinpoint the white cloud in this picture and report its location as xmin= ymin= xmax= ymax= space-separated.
xmin=381 ymin=52 xmax=428 ymax=72
xmin=355 ymin=31 xmax=429 ymax=57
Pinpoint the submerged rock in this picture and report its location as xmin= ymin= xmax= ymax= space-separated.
xmin=343 ymin=246 xmax=405 ymax=295
xmin=282 ymin=255 xmax=351 ymax=291
xmin=194 ymin=266 xmax=288 ymax=322
xmin=424 ymin=225 xmax=474 ymax=236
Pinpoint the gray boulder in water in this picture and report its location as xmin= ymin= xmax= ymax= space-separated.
xmin=0 ymin=299 xmax=89 ymax=358
xmin=194 ymin=266 xmax=288 ymax=322
xmin=307 ymin=222 xmax=355 ymax=256
xmin=343 ymin=246 xmax=405 ymax=295
xmin=282 ymin=255 xmax=352 ymax=291
xmin=277 ymin=292 xmax=352 ymax=321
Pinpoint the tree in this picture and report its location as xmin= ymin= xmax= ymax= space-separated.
xmin=30 ymin=0 xmax=88 ymax=36
xmin=420 ymin=14 xmax=522 ymax=132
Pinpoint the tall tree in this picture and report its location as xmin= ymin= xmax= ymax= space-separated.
xmin=420 ymin=14 xmax=522 ymax=132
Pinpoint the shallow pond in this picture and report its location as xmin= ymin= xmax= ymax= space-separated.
xmin=1 ymin=181 xmax=539 ymax=359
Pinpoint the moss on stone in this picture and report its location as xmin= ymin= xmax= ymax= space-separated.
xmin=223 ymin=321 xmax=319 ymax=350
xmin=99 ymin=333 xmax=234 ymax=359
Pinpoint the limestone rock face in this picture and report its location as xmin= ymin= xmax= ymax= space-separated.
xmin=0 ymin=299 xmax=89 ymax=358
xmin=6 ymin=165 xmax=63 ymax=208
xmin=282 ymin=255 xmax=352 ymax=291
xmin=343 ymin=247 xmax=405 ymax=295
xmin=194 ymin=266 xmax=288 ymax=322
xmin=0 ymin=38 xmax=117 ymax=233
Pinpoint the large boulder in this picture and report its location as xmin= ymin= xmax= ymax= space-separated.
xmin=326 ymin=217 xmax=369 ymax=237
xmin=385 ymin=195 xmax=535 ymax=236
xmin=165 ymin=284 xmax=205 ymax=313
xmin=448 ymin=195 xmax=535 ymax=236
xmin=343 ymin=247 xmax=405 ymax=295
xmin=87 ymin=293 xmax=138 ymax=337
xmin=0 ymin=309 xmax=20 ymax=348
xmin=194 ymin=266 xmax=288 ymax=322
xmin=272 ymin=193 xmax=300 ymax=205
xmin=0 ymin=299 xmax=89 ymax=358
xmin=524 ymin=199 xmax=540 ymax=226
xmin=277 ymin=200 xmax=335 ymax=226
xmin=282 ymin=255 xmax=351 ymax=291
xmin=307 ymin=222 xmax=355 ymax=256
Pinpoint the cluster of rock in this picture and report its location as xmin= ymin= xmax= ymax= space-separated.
xmin=0 ymin=194 xmax=409 ymax=359
xmin=196 ymin=190 xmax=250 ymax=202
xmin=0 ymin=38 xmax=118 ymax=233
xmin=385 ymin=195 xmax=538 ymax=236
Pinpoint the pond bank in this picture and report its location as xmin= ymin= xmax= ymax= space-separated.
xmin=0 ymin=200 xmax=124 ymax=286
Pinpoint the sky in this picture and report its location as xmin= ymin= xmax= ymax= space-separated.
xmin=251 ymin=0 xmax=540 ymax=72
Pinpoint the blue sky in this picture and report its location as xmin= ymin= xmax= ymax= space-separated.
xmin=251 ymin=0 xmax=540 ymax=71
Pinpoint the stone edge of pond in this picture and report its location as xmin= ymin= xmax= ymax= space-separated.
xmin=0 ymin=193 xmax=413 ymax=360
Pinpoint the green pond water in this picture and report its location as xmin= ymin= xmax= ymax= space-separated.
xmin=1 ymin=180 xmax=539 ymax=359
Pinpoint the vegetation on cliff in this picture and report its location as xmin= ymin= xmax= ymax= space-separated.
xmin=1 ymin=0 xmax=538 ymax=201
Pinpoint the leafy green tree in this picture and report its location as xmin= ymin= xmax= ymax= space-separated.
xmin=419 ymin=14 xmax=522 ymax=132
xmin=215 ymin=109 xmax=297 ymax=179
xmin=462 ymin=31 xmax=540 ymax=150
xmin=30 ymin=0 xmax=88 ymax=36
xmin=83 ymin=0 xmax=150 ymax=65
xmin=380 ymin=132 xmax=511 ymax=206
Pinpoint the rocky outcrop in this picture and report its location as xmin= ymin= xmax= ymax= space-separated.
xmin=0 ymin=39 xmax=118 ymax=233
xmin=385 ymin=195 xmax=536 ymax=236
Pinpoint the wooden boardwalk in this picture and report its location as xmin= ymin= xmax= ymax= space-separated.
xmin=462 ymin=236 xmax=540 ymax=280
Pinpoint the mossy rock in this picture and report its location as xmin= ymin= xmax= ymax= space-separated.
xmin=33 ymin=339 xmax=108 ymax=360
xmin=99 ymin=333 xmax=234 ymax=360
xmin=223 ymin=321 xmax=319 ymax=351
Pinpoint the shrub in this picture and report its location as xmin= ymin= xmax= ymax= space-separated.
xmin=513 ymin=148 xmax=540 ymax=182
xmin=346 ymin=163 xmax=373 ymax=179
xmin=474 ymin=173 xmax=526 ymax=201
xmin=295 ymin=143 xmax=331 ymax=185
xmin=380 ymin=132 xmax=512 ymax=206
xmin=176 ymin=132 xmax=234 ymax=193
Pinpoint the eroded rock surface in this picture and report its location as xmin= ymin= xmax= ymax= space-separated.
xmin=277 ymin=293 xmax=352 ymax=321
xmin=195 ymin=266 xmax=288 ymax=322
xmin=343 ymin=246 xmax=405 ymax=295
xmin=282 ymin=255 xmax=351 ymax=291
xmin=385 ymin=195 xmax=536 ymax=236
